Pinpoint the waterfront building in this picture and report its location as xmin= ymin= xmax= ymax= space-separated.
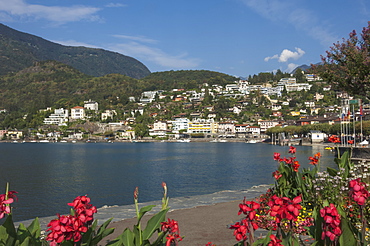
xmin=171 ymin=118 xmax=190 ymax=133
xmin=149 ymin=121 xmax=168 ymax=137
xmin=188 ymin=119 xmax=217 ymax=134
xmin=258 ymin=120 xmax=281 ymax=132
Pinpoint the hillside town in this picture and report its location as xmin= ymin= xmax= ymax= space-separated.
xmin=1 ymin=72 xmax=367 ymax=143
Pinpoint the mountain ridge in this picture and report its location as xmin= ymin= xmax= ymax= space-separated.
xmin=0 ymin=23 xmax=151 ymax=79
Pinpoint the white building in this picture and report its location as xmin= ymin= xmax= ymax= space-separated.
xmin=171 ymin=118 xmax=190 ymax=133
xmin=43 ymin=108 xmax=69 ymax=126
xmin=140 ymin=91 xmax=161 ymax=104
xmin=285 ymin=83 xmax=312 ymax=92
xmin=258 ymin=120 xmax=280 ymax=132
xmin=218 ymin=122 xmax=236 ymax=135
xmin=149 ymin=121 xmax=168 ymax=137
xmin=102 ymin=110 xmax=117 ymax=121
xmin=84 ymin=99 xmax=99 ymax=111
xmin=71 ymin=106 xmax=85 ymax=120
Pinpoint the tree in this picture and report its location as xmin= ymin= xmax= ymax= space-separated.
xmin=312 ymin=22 xmax=370 ymax=97
xmin=134 ymin=123 xmax=149 ymax=138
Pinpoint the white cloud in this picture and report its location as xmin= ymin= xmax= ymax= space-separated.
xmin=105 ymin=3 xmax=127 ymax=8
xmin=109 ymin=41 xmax=200 ymax=69
xmin=286 ymin=63 xmax=299 ymax=73
xmin=0 ymin=0 xmax=101 ymax=23
xmin=279 ymin=48 xmax=305 ymax=62
xmin=240 ymin=0 xmax=338 ymax=46
xmin=112 ymin=35 xmax=158 ymax=44
xmin=50 ymin=39 xmax=100 ymax=48
xmin=264 ymin=54 xmax=278 ymax=62
xmin=265 ymin=48 xmax=305 ymax=63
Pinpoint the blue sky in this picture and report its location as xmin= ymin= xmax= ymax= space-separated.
xmin=0 ymin=0 xmax=369 ymax=78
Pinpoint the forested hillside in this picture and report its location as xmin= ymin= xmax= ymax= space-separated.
xmin=141 ymin=70 xmax=237 ymax=90
xmin=0 ymin=61 xmax=146 ymax=112
xmin=0 ymin=23 xmax=151 ymax=79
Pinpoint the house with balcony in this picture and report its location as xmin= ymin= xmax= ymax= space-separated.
xmin=188 ymin=119 xmax=217 ymax=134
xmin=171 ymin=118 xmax=189 ymax=133
xmin=84 ymin=99 xmax=99 ymax=111
xmin=44 ymin=108 xmax=69 ymax=126
xmin=71 ymin=106 xmax=85 ymax=120
xmin=218 ymin=122 xmax=236 ymax=136
xmin=149 ymin=121 xmax=168 ymax=137
xmin=258 ymin=120 xmax=281 ymax=132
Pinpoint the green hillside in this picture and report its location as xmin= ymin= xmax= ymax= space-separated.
xmin=0 ymin=23 xmax=151 ymax=79
xmin=141 ymin=70 xmax=237 ymax=90
xmin=0 ymin=61 xmax=239 ymax=113
xmin=0 ymin=61 xmax=146 ymax=112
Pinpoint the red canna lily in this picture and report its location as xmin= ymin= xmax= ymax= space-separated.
xmin=273 ymin=152 xmax=281 ymax=161
xmin=272 ymin=170 xmax=282 ymax=180
xmin=320 ymin=204 xmax=341 ymax=241
xmin=288 ymin=146 xmax=296 ymax=154
xmin=349 ymin=178 xmax=369 ymax=206
xmin=268 ymin=234 xmax=283 ymax=246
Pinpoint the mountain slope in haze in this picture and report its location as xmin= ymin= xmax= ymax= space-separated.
xmin=0 ymin=23 xmax=151 ymax=79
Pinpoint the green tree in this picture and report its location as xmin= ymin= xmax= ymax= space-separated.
xmin=312 ymin=22 xmax=370 ymax=97
xmin=134 ymin=123 xmax=149 ymax=138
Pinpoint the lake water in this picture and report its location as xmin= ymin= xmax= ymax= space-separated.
xmin=0 ymin=142 xmax=336 ymax=222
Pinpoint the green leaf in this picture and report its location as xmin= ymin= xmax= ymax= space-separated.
xmin=116 ymin=228 xmax=134 ymax=246
xmin=0 ymin=215 xmax=17 ymax=246
xmin=252 ymin=231 xmax=272 ymax=246
xmin=138 ymin=205 xmax=156 ymax=222
xmin=91 ymin=218 xmax=115 ymax=245
xmin=326 ymin=167 xmax=338 ymax=177
xmin=16 ymin=223 xmax=30 ymax=245
xmin=142 ymin=208 xmax=169 ymax=240
xmin=338 ymin=216 xmax=358 ymax=246
xmin=26 ymin=218 xmax=41 ymax=239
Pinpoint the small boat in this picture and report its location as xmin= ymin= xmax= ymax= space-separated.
xmin=246 ymin=140 xmax=258 ymax=144
xmin=210 ymin=139 xmax=228 ymax=142
xmin=177 ymin=139 xmax=191 ymax=142
xmin=324 ymin=146 xmax=334 ymax=150
xmin=39 ymin=140 xmax=49 ymax=143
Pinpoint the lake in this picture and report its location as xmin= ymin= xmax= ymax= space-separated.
xmin=0 ymin=142 xmax=335 ymax=222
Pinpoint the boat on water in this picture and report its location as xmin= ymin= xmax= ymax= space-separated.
xmin=210 ymin=139 xmax=228 ymax=143
xmin=324 ymin=146 xmax=334 ymax=150
xmin=246 ymin=139 xmax=258 ymax=144
xmin=177 ymin=139 xmax=191 ymax=142
xmin=39 ymin=140 xmax=50 ymax=143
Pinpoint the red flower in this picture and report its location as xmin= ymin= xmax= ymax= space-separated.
xmin=308 ymin=153 xmax=321 ymax=165
xmin=268 ymin=195 xmax=302 ymax=223
xmin=273 ymin=152 xmax=281 ymax=161
xmin=348 ymin=140 xmax=354 ymax=144
xmin=46 ymin=195 xmax=97 ymax=244
xmin=349 ymin=178 xmax=369 ymax=206
xmin=328 ymin=135 xmax=340 ymax=143
xmin=268 ymin=234 xmax=283 ymax=246
xmin=0 ymin=191 xmax=17 ymax=219
xmin=320 ymin=204 xmax=341 ymax=241
xmin=272 ymin=170 xmax=282 ymax=180
xmin=229 ymin=219 xmax=248 ymax=241
xmin=292 ymin=161 xmax=300 ymax=172
xmin=161 ymin=218 xmax=182 ymax=245
xmin=288 ymin=146 xmax=296 ymax=154
xmin=205 ymin=242 xmax=216 ymax=246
